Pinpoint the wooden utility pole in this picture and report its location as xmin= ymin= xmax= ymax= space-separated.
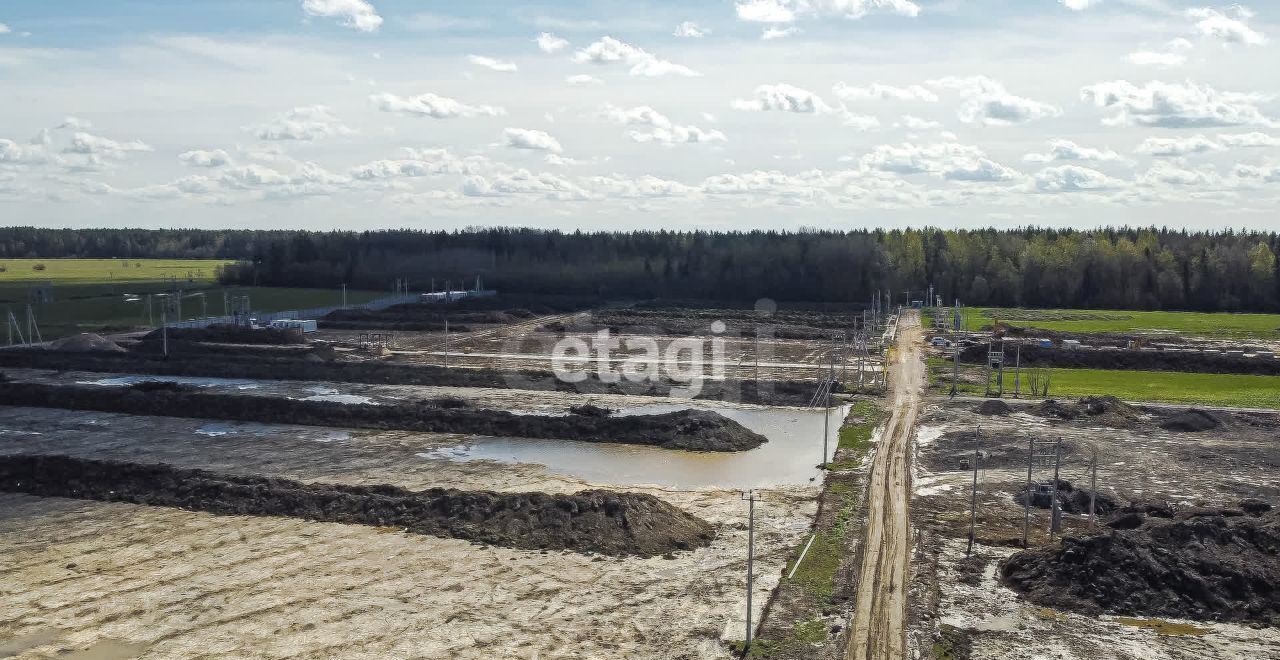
xmin=740 ymin=490 xmax=758 ymax=653
xmin=967 ymin=425 xmax=982 ymax=557
xmin=443 ymin=318 xmax=450 ymax=368
xmin=1014 ymin=343 xmax=1022 ymax=399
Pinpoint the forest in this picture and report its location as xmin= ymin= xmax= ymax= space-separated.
xmin=1 ymin=226 xmax=1277 ymax=312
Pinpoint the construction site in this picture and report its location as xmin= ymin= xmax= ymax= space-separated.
xmin=2 ymin=283 xmax=1278 ymax=660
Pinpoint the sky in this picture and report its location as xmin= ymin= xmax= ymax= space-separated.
xmin=0 ymin=0 xmax=1277 ymax=231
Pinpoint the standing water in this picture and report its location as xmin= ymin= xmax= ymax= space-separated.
xmin=417 ymin=404 xmax=851 ymax=489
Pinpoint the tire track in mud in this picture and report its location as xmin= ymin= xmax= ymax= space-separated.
xmin=846 ymin=311 xmax=922 ymax=660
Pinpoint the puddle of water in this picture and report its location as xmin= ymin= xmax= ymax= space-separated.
xmin=195 ymin=422 xmax=350 ymax=443
xmin=300 ymin=394 xmax=378 ymax=405
xmin=416 ymin=405 xmax=846 ymax=489
xmin=60 ymin=639 xmax=150 ymax=660
xmin=0 ymin=628 xmax=64 ymax=656
xmin=78 ymin=375 xmax=259 ymax=390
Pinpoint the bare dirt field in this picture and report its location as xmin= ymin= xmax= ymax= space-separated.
xmin=905 ymin=397 xmax=1280 ymax=659
xmin=0 ymin=390 xmax=822 ymax=659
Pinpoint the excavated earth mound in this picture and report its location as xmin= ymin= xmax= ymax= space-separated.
xmin=1160 ymin=408 xmax=1222 ymax=433
xmin=47 ymin=333 xmax=126 ymax=353
xmin=0 ymin=383 xmax=768 ymax=452
xmin=1032 ymin=396 xmax=1140 ymax=427
xmin=0 ymin=454 xmax=715 ymax=556
xmin=977 ymin=399 xmax=1013 ymax=416
xmin=1000 ymin=503 xmax=1280 ymax=624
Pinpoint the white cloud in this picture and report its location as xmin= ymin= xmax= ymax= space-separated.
xmin=250 ymin=105 xmax=353 ymax=141
xmin=463 ymin=171 xmax=594 ymax=201
xmin=56 ymin=117 xmax=93 ymax=130
xmin=1218 ymin=132 xmax=1280 ymax=148
xmin=1061 ymin=0 xmax=1102 ymax=10
xmin=179 ymin=149 xmax=232 ymax=168
xmin=1126 ymin=51 xmax=1185 ymax=68
xmin=0 ymin=139 xmax=49 ymax=164
xmin=732 ymin=84 xmax=834 ymax=113
xmin=737 ymin=0 xmax=920 ymax=22
xmin=573 ymin=37 xmax=700 ymax=77
xmin=1186 ymin=6 xmax=1267 ymax=46
xmin=1081 ymin=80 xmax=1276 ymax=128
xmin=371 ymin=92 xmax=505 ymax=118
xmin=0 ymin=23 xmax=10 ymax=34
xmin=536 ymin=32 xmax=569 ymax=53
xmin=762 ymin=26 xmax=801 ymax=39
xmin=1233 ymin=164 xmax=1280 ymax=183
xmin=1137 ymin=160 xmax=1222 ymax=187
xmin=1023 ymin=139 xmax=1122 ymax=163
xmin=674 ymin=22 xmax=709 ymax=38
xmin=566 ymin=74 xmax=602 ymax=85
xmin=63 ymin=132 xmax=153 ymax=157
xmin=859 ymin=142 xmax=1016 ymax=181
xmin=601 ymin=104 xmax=727 ymax=145
xmin=899 ymin=115 xmax=942 ymax=130
xmin=833 ymin=82 xmax=938 ymax=103
xmin=736 ymin=0 xmax=796 ymax=22
xmin=843 ymin=113 xmax=881 ymax=131
xmin=1134 ymin=134 xmax=1223 ymax=156
xmin=468 ymin=54 xmax=518 ymax=73
xmin=929 ymin=76 xmax=1061 ymax=126
xmin=1167 ymin=37 xmax=1195 ymax=50
xmin=504 ymin=127 xmax=563 ymax=153
xmin=588 ymin=174 xmax=698 ymax=198
xmin=1032 ymin=165 xmax=1126 ymax=192
xmin=301 ymin=0 xmax=383 ymax=32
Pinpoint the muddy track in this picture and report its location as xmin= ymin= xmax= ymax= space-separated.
xmin=846 ymin=311 xmax=921 ymax=660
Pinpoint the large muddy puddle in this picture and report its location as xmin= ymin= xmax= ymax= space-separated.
xmin=419 ymin=404 xmax=847 ymax=489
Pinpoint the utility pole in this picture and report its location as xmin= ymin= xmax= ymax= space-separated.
xmin=148 ymin=294 xmax=154 ymax=326
xmin=967 ymin=425 xmax=981 ymax=557
xmin=1023 ymin=436 xmax=1034 ymax=548
xmin=1088 ymin=446 xmax=1099 ymax=531
xmin=342 ymin=283 xmax=348 ymax=308
xmin=1014 ymin=343 xmax=1022 ymax=399
xmin=1049 ymin=439 xmax=1062 ymax=541
xmin=161 ymin=306 xmax=169 ymax=358
xmin=951 ymin=342 xmax=960 ymax=397
xmin=443 ymin=317 xmax=450 ymax=369
xmin=740 ymin=490 xmax=758 ymax=653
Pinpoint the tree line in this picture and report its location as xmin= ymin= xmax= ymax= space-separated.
xmin=2 ymin=226 xmax=1278 ymax=312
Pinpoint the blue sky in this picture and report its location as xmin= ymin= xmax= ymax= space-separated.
xmin=1 ymin=1 xmax=1277 ymax=230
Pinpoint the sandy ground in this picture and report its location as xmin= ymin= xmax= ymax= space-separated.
xmin=0 ymin=397 xmax=820 ymax=659
xmin=904 ymin=397 xmax=1280 ymax=659
xmin=845 ymin=311 xmax=921 ymax=660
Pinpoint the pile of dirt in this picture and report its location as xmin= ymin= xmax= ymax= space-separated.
xmin=46 ymin=333 xmax=126 ymax=353
xmin=1160 ymin=408 xmax=1221 ymax=433
xmin=1000 ymin=502 xmax=1280 ymax=624
xmin=0 ymin=454 xmax=714 ymax=556
xmin=142 ymin=324 xmax=307 ymax=346
xmin=961 ymin=342 xmax=1280 ymax=376
xmin=976 ymin=399 xmax=1012 ymax=416
xmin=127 ymin=380 xmax=192 ymax=393
xmin=1012 ymin=480 xmax=1118 ymax=515
xmin=0 ymin=383 xmax=768 ymax=452
xmin=569 ymin=403 xmax=612 ymax=418
xmin=308 ymin=343 xmax=338 ymax=361
xmin=1031 ymin=396 xmax=1140 ymax=427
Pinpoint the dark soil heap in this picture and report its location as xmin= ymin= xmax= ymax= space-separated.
xmin=0 ymin=383 xmax=767 ymax=452
xmin=0 ymin=454 xmax=715 ymax=556
xmin=142 ymin=324 xmax=306 ymax=345
xmin=1032 ymin=396 xmax=1140 ymax=427
xmin=1000 ymin=502 xmax=1280 ymax=624
xmin=1160 ymin=408 xmax=1222 ymax=433
xmin=976 ymin=399 xmax=1012 ymax=416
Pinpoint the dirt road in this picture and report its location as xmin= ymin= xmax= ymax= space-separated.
xmin=846 ymin=311 xmax=923 ymax=660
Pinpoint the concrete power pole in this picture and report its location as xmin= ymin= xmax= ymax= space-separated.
xmin=1088 ymin=446 xmax=1099 ymax=531
xmin=740 ymin=490 xmax=758 ymax=653
xmin=1049 ymin=439 xmax=1063 ymax=541
xmin=967 ymin=425 xmax=982 ymax=557
xmin=1023 ymin=436 xmax=1034 ymax=548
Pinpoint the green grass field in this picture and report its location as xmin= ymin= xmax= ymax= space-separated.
xmin=971 ymin=307 xmax=1280 ymax=340
xmin=0 ymin=258 xmax=233 ymax=284
xmin=0 ymin=259 xmax=387 ymax=340
xmin=930 ymin=359 xmax=1280 ymax=409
